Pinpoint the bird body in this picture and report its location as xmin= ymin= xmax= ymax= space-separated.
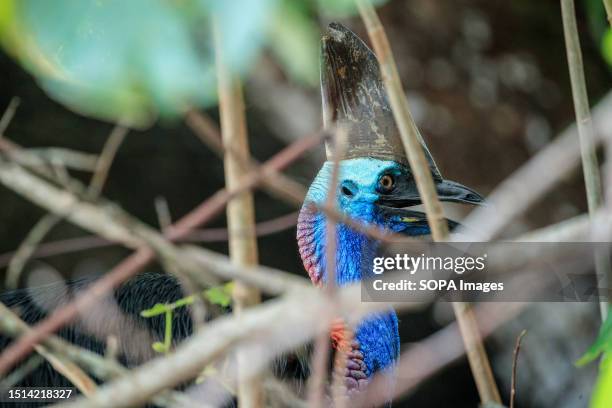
xmin=296 ymin=22 xmax=485 ymax=396
xmin=298 ymin=159 xmax=406 ymax=379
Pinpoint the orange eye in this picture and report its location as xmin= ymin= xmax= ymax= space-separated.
xmin=378 ymin=174 xmax=395 ymax=193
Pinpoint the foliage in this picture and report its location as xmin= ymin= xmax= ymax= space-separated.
xmin=141 ymin=281 xmax=234 ymax=354
xmin=578 ymin=308 xmax=612 ymax=408
xmin=0 ymin=0 xmax=388 ymax=127
xmin=585 ymin=0 xmax=612 ymax=67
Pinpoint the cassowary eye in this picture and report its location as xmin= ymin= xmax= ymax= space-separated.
xmin=378 ymin=174 xmax=395 ymax=193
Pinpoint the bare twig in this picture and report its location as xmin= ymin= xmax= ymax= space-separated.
xmin=6 ymin=215 xmax=61 ymax=288
xmin=0 ymin=97 xmax=20 ymax=137
xmin=0 ymin=211 xmax=299 ymax=268
xmin=0 ymin=302 xmax=196 ymax=407
xmin=8 ymin=148 xmax=98 ymax=172
xmin=154 ymin=196 xmax=173 ymax=233
xmin=55 ymin=282 xmax=425 ymax=408
xmin=307 ymin=127 xmax=346 ymax=408
xmin=561 ymin=0 xmax=610 ymax=320
xmin=355 ymin=1 xmax=447 ymax=241
xmin=356 ymin=1 xmax=500 ymax=403
xmin=5 ymin=124 xmax=127 ymax=289
xmin=186 ymin=110 xmax=416 ymax=245
xmin=458 ymin=90 xmax=612 ymax=243
xmin=186 ymin=109 xmax=307 ymax=208
xmin=510 ymin=329 xmax=527 ymax=408
xmin=215 ymin=18 xmax=264 ymax=408
xmin=353 ymin=303 xmax=526 ymax=407
xmin=34 ymin=344 xmax=98 ymax=396
xmin=87 ymin=124 xmax=128 ymax=198
xmin=0 ymin=355 xmax=43 ymax=391
xmin=0 ymin=129 xmax=322 ymax=375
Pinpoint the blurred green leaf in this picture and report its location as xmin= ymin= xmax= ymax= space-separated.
xmin=140 ymin=302 xmax=169 ymax=318
xmin=1 ymin=0 xmax=275 ymax=126
xmin=578 ymin=309 xmax=612 ymax=366
xmin=602 ymin=28 xmax=612 ymax=67
xmin=268 ymin=0 xmax=319 ymax=85
xmin=576 ymin=310 xmax=612 ymax=366
xmin=204 ymin=281 xmax=234 ymax=308
xmin=152 ymin=341 xmax=168 ymax=353
xmin=591 ymin=353 xmax=612 ymax=408
xmin=312 ymin=0 xmax=389 ymax=17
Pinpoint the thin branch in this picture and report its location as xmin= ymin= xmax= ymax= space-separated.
xmin=0 ymin=211 xmax=299 ymax=268
xmin=5 ymin=124 xmax=127 ymax=289
xmin=6 ymin=214 xmax=61 ymax=288
xmin=354 ymin=302 xmax=526 ymax=408
xmin=154 ymin=196 xmax=173 ymax=233
xmin=215 ymin=17 xmax=264 ymax=407
xmin=356 ymin=1 xmax=500 ymax=403
xmin=561 ymin=0 xmax=610 ymax=320
xmin=33 ymin=344 xmax=98 ymax=396
xmin=458 ymin=89 xmax=612 ymax=242
xmin=185 ymin=110 xmax=416 ymax=245
xmin=307 ymin=127 xmax=346 ymax=408
xmin=0 ymin=302 xmax=197 ymax=407
xmin=87 ymin=124 xmax=128 ymax=198
xmin=0 ymin=355 xmax=43 ymax=391
xmin=510 ymin=329 xmax=527 ymax=408
xmin=0 ymin=129 xmax=322 ymax=375
xmin=356 ymin=0 xmax=447 ymax=241
xmin=186 ymin=109 xmax=307 ymax=209
xmin=0 ymin=97 xmax=20 ymax=137
xmin=54 ymin=282 xmax=425 ymax=408
xmin=8 ymin=148 xmax=99 ymax=172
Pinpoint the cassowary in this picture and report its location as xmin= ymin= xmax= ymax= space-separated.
xmin=0 ymin=22 xmax=484 ymax=405
xmin=296 ymin=22 xmax=483 ymax=394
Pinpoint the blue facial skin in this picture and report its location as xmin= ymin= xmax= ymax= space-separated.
xmin=302 ymin=157 xmax=431 ymax=377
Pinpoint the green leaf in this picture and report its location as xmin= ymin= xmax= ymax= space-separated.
xmin=311 ymin=0 xmax=389 ymax=17
xmin=140 ymin=303 xmax=169 ymax=318
xmin=591 ymin=353 xmax=612 ymax=408
xmin=578 ymin=307 xmax=612 ymax=366
xmin=152 ymin=342 xmax=168 ymax=353
xmin=3 ymin=0 xmax=275 ymax=126
xmin=204 ymin=282 xmax=234 ymax=307
xmin=267 ymin=0 xmax=319 ymax=85
xmin=602 ymin=28 xmax=612 ymax=67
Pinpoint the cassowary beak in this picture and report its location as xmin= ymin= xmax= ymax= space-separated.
xmin=376 ymin=179 xmax=484 ymax=233
xmin=377 ymin=178 xmax=485 ymax=207
xmin=376 ymin=207 xmax=461 ymax=231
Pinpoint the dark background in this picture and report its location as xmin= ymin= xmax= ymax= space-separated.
xmin=1 ymin=0 xmax=610 ymax=406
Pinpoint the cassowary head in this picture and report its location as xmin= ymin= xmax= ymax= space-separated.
xmin=297 ymin=23 xmax=484 ymax=394
xmin=299 ymin=22 xmax=483 ymax=285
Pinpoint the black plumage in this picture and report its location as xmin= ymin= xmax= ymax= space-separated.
xmin=0 ymin=272 xmax=310 ymax=406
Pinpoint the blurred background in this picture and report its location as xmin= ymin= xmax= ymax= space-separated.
xmin=0 ymin=0 xmax=611 ymax=406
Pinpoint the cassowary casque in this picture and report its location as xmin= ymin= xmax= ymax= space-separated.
xmin=297 ymin=22 xmax=484 ymax=397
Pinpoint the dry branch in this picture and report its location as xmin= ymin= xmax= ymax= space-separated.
xmin=0 ymin=130 xmax=322 ymax=375
xmin=356 ymin=0 xmax=500 ymax=403
xmin=0 ymin=302 xmax=199 ymax=407
xmin=0 ymin=211 xmax=299 ymax=268
xmin=0 ymin=97 xmax=20 ymax=136
xmin=55 ymin=282 xmax=424 ymax=408
xmin=215 ymin=18 xmax=264 ymax=407
xmin=509 ymin=330 xmax=527 ymax=408
xmin=561 ymin=0 xmax=610 ymax=320
xmin=354 ymin=302 xmax=526 ymax=407
xmin=0 ymin=142 xmax=607 ymax=406
xmin=458 ymin=90 xmax=612 ymax=241
xmin=6 ymin=123 xmax=128 ymax=290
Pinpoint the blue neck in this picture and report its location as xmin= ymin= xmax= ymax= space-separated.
xmin=297 ymin=205 xmax=399 ymax=376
